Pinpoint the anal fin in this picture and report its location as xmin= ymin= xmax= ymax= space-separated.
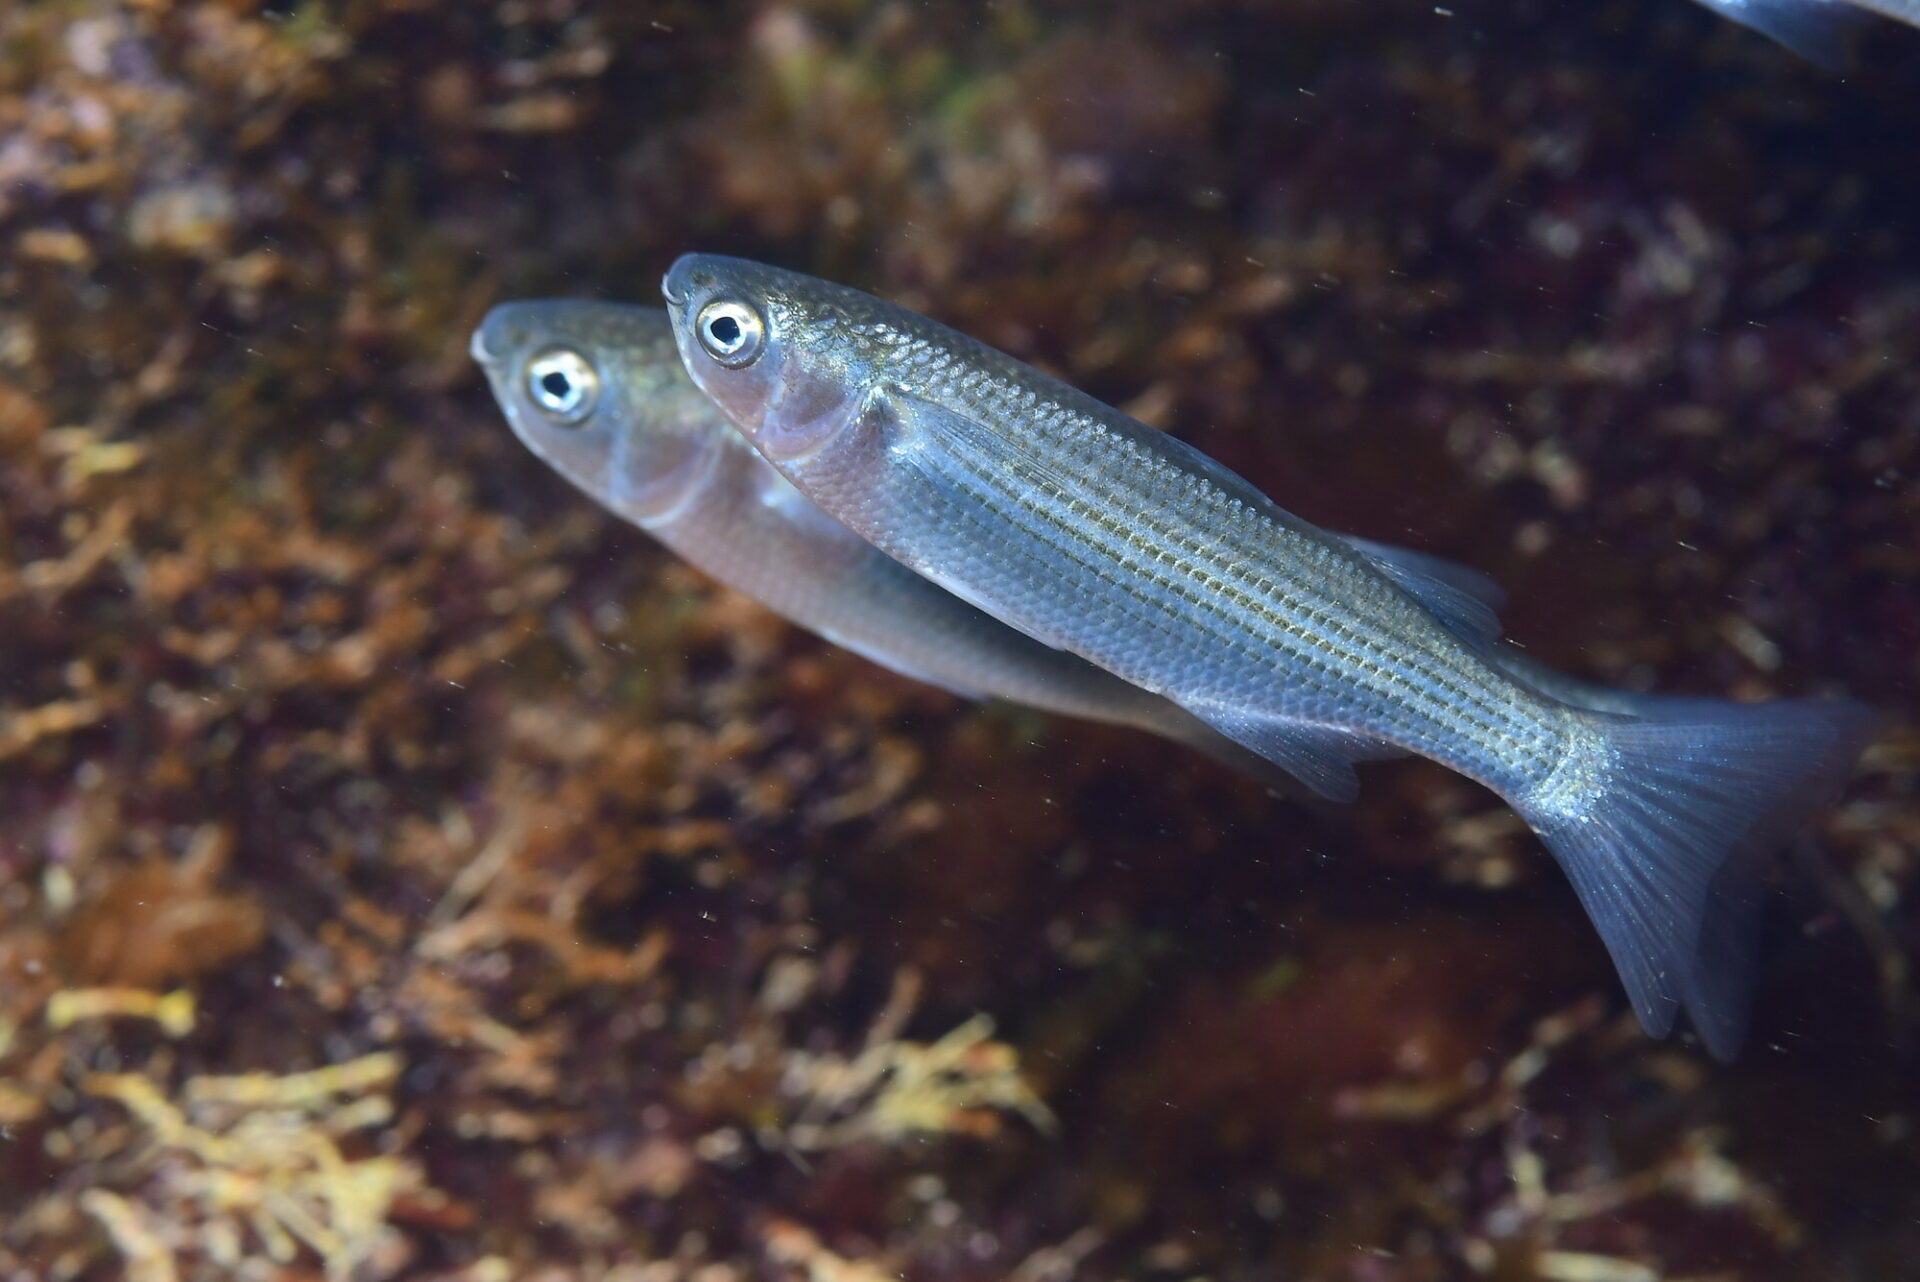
xmin=1693 ymin=0 xmax=1859 ymax=68
xmin=1186 ymin=705 xmax=1401 ymax=803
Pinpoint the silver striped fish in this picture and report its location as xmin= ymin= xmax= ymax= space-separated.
xmin=472 ymin=299 xmax=1306 ymax=788
xmin=661 ymin=254 xmax=1877 ymax=1059
xmin=473 ymin=299 xmax=1697 ymax=744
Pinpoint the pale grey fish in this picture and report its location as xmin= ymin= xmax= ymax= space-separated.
xmin=470 ymin=299 xmax=1314 ymax=790
xmin=472 ymin=301 xmax=1742 ymax=792
xmin=661 ymin=253 xmax=1877 ymax=1059
xmin=1691 ymin=0 xmax=1920 ymax=64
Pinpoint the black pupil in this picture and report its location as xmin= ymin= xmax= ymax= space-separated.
xmin=709 ymin=315 xmax=742 ymax=346
xmin=539 ymin=371 xmax=573 ymax=402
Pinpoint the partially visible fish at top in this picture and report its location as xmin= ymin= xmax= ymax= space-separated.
xmin=662 ymin=253 xmax=1879 ymax=1059
xmin=1691 ymin=0 xmax=1920 ymax=65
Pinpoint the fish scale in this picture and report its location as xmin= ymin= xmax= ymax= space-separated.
xmin=973 ymin=433 xmax=1546 ymax=757
xmin=824 ymin=300 xmax=1571 ymax=787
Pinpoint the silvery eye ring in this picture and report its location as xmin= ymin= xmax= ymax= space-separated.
xmin=525 ymin=348 xmax=599 ymax=425
xmin=696 ymin=299 xmax=766 ymax=368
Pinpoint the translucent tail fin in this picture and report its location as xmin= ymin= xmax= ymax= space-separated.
xmin=1521 ymin=698 xmax=1877 ymax=1060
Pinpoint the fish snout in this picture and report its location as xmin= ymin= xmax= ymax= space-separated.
xmin=662 ymin=254 xmax=721 ymax=309
xmin=661 ymin=256 xmax=695 ymax=308
xmin=470 ymin=305 xmax=521 ymax=368
xmin=471 ymin=301 xmax=557 ymax=368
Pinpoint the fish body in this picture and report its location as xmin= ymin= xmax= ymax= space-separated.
xmin=470 ymin=300 xmax=1304 ymax=787
xmin=475 ymin=301 xmax=1735 ymax=720
xmin=1691 ymin=0 xmax=1920 ymax=64
xmin=662 ymin=254 xmax=1877 ymax=1058
xmin=473 ymin=301 xmax=1740 ymax=794
xmin=661 ymin=257 xmax=1597 ymax=799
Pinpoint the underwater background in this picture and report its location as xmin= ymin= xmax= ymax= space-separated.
xmin=2 ymin=1 xmax=1919 ymax=1278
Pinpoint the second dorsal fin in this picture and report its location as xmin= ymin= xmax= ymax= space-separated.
xmin=1340 ymin=537 xmax=1504 ymax=646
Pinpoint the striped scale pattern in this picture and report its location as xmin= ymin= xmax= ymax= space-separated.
xmin=763 ymin=275 xmax=1585 ymax=803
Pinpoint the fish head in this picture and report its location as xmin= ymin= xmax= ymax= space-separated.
xmin=663 ymin=253 xmax=874 ymax=464
xmin=471 ymin=300 xmax=724 ymax=525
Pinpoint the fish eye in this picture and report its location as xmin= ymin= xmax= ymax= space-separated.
xmin=695 ymin=299 xmax=766 ymax=368
xmin=525 ymin=348 xmax=599 ymax=425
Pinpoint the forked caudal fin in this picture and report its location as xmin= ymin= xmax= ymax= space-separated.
xmin=1521 ymin=697 xmax=1877 ymax=1060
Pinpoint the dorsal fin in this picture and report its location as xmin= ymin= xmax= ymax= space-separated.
xmin=1336 ymin=535 xmax=1506 ymax=613
xmin=1115 ymin=413 xmax=1509 ymax=646
xmin=1342 ymin=539 xmax=1503 ymax=646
